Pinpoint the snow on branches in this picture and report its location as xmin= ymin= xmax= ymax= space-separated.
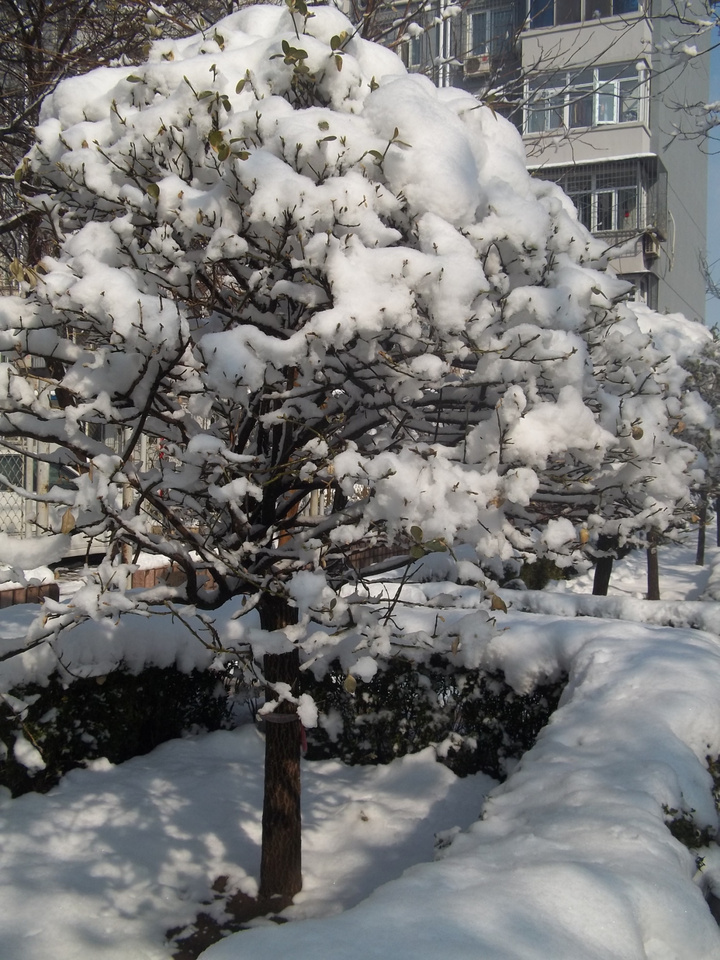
xmin=0 ymin=2 xmax=712 ymax=660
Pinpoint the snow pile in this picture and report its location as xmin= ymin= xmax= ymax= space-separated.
xmin=703 ymin=552 xmax=720 ymax=601
xmin=0 ymin=594 xmax=256 ymax=693
xmin=0 ymin=546 xmax=719 ymax=958
xmin=203 ymin=612 xmax=720 ymax=960
xmin=0 ymin=725 xmax=489 ymax=960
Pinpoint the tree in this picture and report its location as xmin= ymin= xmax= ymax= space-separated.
xmin=0 ymin=0 xmax=710 ymax=900
xmin=0 ymin=0 xmax=247 ymax=280
xmin=583 ymin=303 xmax=714 ymax=595
xmin=684 ymin=327 xmax=720 ymax=558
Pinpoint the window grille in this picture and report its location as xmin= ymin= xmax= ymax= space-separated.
xmin=466 ymin=3 xmax=516 ymax=60
xmin=535 ymin=158 xmax=664 ymax=239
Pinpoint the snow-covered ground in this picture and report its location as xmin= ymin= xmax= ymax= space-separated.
xmin=2 ymin=540 xmax=720 ymax=959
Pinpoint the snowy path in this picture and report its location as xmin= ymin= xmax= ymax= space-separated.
xmin=0 ymin=729 xmax=491 ymax=960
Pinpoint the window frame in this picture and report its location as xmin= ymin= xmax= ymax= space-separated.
xmin=524 ymin=61 xmax=646 ymax=134
xmin=529 ymin=0 xmax=639 ymax=29
xmin=466 ymin=4 xmax=517 ymax=60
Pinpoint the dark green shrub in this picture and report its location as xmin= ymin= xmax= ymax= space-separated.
xmin=302 ymin=655 xmax=566 ymax=780
xmin=0 ymin=666 xmax=230 ymax=796
xmin=662 ymin=804 xmax=716 ymax=850
xmin=516 ymin=558 xmax=576 ymax=590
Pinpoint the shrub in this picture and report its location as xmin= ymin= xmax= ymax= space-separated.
xmin=303 ymin=655 xmax=565 ymax=781
xmin=0 ymin=666 xmax=230 ymax=796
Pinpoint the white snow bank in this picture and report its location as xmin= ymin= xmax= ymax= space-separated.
xmin=202 ymin=613 xmax=720 ymax=960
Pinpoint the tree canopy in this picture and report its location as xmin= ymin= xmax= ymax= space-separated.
xmin=0 ymin=0 xmax=712 ymax=634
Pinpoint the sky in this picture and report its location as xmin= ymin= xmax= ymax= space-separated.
xmin=706 ymin=43 xmax=720 ymax=330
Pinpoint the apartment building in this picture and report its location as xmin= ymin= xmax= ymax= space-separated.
xmin=390 ymin=0 xmax=710 ymax=320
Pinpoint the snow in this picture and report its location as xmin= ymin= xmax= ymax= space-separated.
xmin=1 ymin=541 xmax=720 ymax=959
xmin=0 ymin=5 xmax=718 ymax=957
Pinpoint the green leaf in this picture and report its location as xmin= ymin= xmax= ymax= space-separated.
xmin=146 ymin=182 xmax=160 ymax=200
xmin=217 ymin=142 xmax=230 ymax=162
xmin=236 ymin=78 xmax=246 ymax=94
xmin=234 ymin=150 xmax=250 ymax=160
xmin=214 ymin=32 xmax=225 ymax=49
xmin=208 ymin=129 xmax=224 ymax=148
xmin=198 ymin=90 xmax=214 ymax=100
xmin=126 ymin=74 xmax=144 ymax=83
xmin=425 ymin=539 xmax=448 ymax=553
xmin=410 ymin=525 xmax=423 ymax=542
xmin=409 ymin=544 xmax=426 ymax=560
xmin=318 ymin=120 xmax=330 ymax=131
xmin=317 ymin=135 xmax=337 ymax=143
xmin=335 ymin=54 xmax=343 ymax=72
xmin=282 ymin=39 xmax=291 ymax=54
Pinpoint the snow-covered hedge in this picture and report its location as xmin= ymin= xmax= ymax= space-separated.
xmin=304 ymin=657 xmax=566 ymax=779
xmin=0 ymin=665 xmax=229 ymax=796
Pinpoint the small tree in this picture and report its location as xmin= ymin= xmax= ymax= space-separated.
xmin=0 ymin=1 xmax=710 ymax=898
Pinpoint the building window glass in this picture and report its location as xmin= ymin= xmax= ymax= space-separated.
xmin=529 ymin=0 xmax=638 ymax=28
xmin=403 ymin=27 xmax=425 ymax=69
xmin=525 ymin=62 xmax=644 ymax=133
xmin=466 ymin=5 xmax=516 ymax=59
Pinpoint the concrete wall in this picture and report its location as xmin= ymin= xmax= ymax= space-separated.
xmin=647 ymin=1 xmax=710 ymax=319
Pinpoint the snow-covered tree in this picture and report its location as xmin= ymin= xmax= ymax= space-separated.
xmin=0 ymin=0 xmax=712 ymax=898
xmin=0 ymin=0 xmax=253 ymax=278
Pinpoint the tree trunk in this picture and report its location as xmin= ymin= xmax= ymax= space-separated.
xmin=696 ymin=496 xmax=708 ymax=566
xmin=258 ymin=593 xmax=302 ymax=905
xmin=592 ymin=534 xmax=618 ymax=596
xmin=646 ymin=531 xmax=660 ymax=601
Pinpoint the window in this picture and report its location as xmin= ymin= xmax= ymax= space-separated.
xmin=525 ymin=62 xmax=644 ymax=133
xmin=623 ymin=273 xmax=658 ymax=309
xmin=467 ymin=5 xmax=516 ymax=59
xmin=406 ymin=32 xmax=423 ymax=68
xmin=402 ymin=24 xmax=426 ymax=70
xmin=529 ymin=0 xmax=638 ymax=28
xmin=567 ymin=166 xmax=637 ymax=233
xmin=539 ymin=161 xmax=647 ymax=235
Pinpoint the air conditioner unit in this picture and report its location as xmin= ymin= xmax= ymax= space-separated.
xmin=464 ymin=54 xmax=491 ymax=77
xmin=643 ymin=231 xmax=661 ymax=260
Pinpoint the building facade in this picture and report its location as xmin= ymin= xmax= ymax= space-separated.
xmin=388 ymin=0 xmax=709 ymax=320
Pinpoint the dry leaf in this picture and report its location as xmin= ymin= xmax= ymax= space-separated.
xmin=489 ymin=593 xmax=507 ymax=613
